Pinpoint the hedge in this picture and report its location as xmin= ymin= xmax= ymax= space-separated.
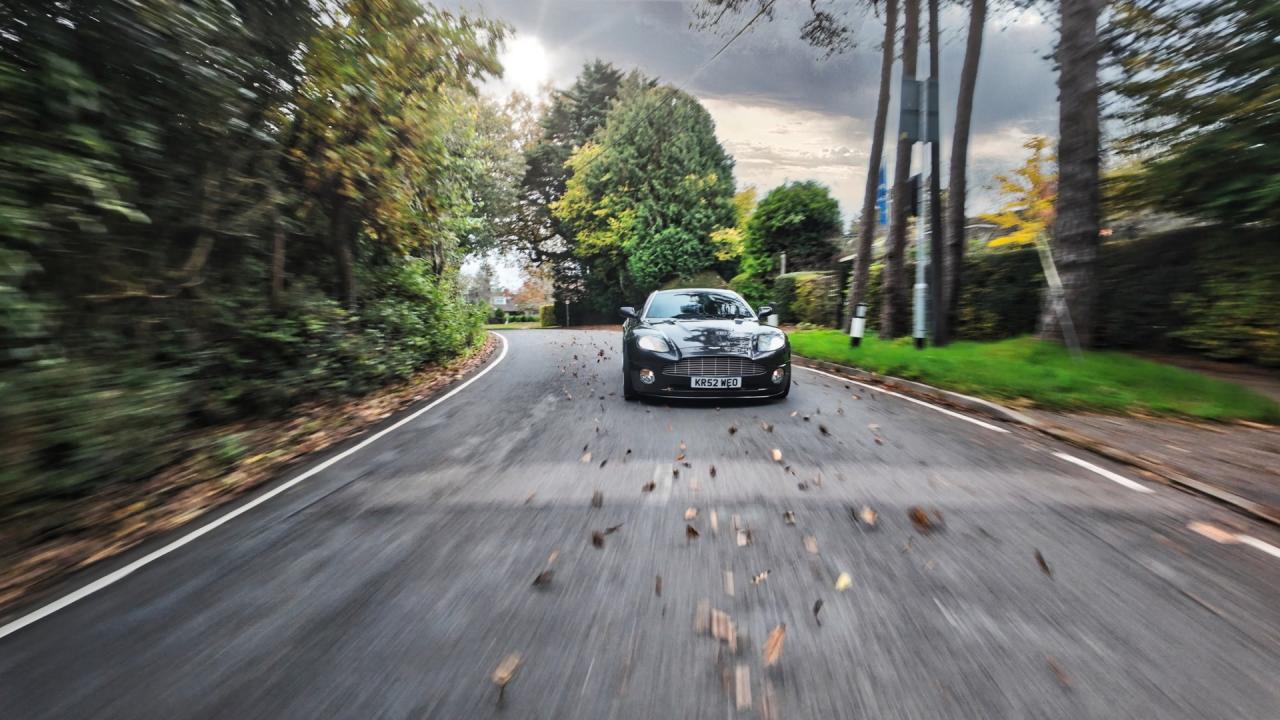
xmin=539 ymin=304 xmax=557 ymax=327
xmin=772 ymin=271 xmax=841 ymax=326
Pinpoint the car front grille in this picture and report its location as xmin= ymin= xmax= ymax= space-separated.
xmin=664 ymin=356 xmax=766 ymax=377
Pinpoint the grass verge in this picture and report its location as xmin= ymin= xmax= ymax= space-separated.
xmin=789 ymin=330 xmax=1280 ymax=424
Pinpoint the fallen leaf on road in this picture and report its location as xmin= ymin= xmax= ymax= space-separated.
xmin=591 ymin=490 xmax=603 ymax=508
xmin=761 ymin=422 xmax=774 ymax=432
xmin=655 ymin=575 xmax=663 ymax=597
xmin=710 ymin=510 xmax=719 ymax=533
xmin=762 ymin=624 xmax=786 ymax=667
xmin=679 ymin=440 xmax=686 ymax=450
xmin=709 ymin=465 xmax=717 ymax=478
xmin=684 ymin=507 xmax=698 ymax=520
xmin=723 ymin=570 xmax=735 ymax=596
xmin=580 ymin=452 xmax=592 ymax=464
xmin=642 ymin=481 xmax=656 ymax=493
xmin=790 ymin=411 xmax=798 ymax=417
xmin=591 ymin=531 xmax=605 ymax=548
xmin=908 ymin=506 xmax=943 ymax=533
xmin=676 ymin=453 xmax=686 ymax=461
xmin=804 ymin=535 xmax=818 ymax=554
xmin=874 ymin=436 xmax=884 ymax=445
xmin=783 ymin=510 xmax=796 ymax=525
xmin=492 ymin=653 xmax=521 ymax=702
xmin=728 ymin=425 xmax=738 ymax=435
xmin=797 ymin=482 xmax=808 ymax=491
xmin=1047 ymin=656 xmax=1072 ymax=688
xmin=686 ymin=524 xmax=701 ymax=540
xmin=711 ymin=608 xmax=736 ymax=648
xmin=752 ymin=570 xmax=770 ymax=585
xmin=532 ymin=569 xmax=553 ymax=587
xmin=736 ymin=529 xmax=752 ymax=547
xmin=599 ymin=459 xmax=608 ymax=469
xmin=859 ymin=505 xmax=878 ymax=528
xmin=835 ymin=572 xmax=853 ymax=591
xmin=625 ymin=448 xmax=632 ymax=456
xmin=819 ymin=424 xmax=830 ymax=436
xmin=1187 ymin=521 xmax=1239 ymax=544
xmin=604 ymin=523 xmax=624 ymax=535
xmin=735 ymin=665 xmax=751 ymax=710
xmin=770 ymin=448 xmax=783 ymax=462
xmin=695 ymin=599 xmax=711 ymax=633
xmin=813 ymin=599 xmax=824 ymax=626
xmin=1035 ymin=549 xmax=1053 ymax=577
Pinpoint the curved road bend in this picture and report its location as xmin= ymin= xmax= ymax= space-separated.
xmin=1 ymin=329 xmax=1278 ymax=719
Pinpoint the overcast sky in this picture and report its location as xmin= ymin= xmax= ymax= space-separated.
xmin=450 ymin=0 xmax=1059 ymax=289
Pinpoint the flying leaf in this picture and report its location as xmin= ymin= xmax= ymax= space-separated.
xmin=783 ymin=510 xmax=796 ymax=525
xmin=709 ymin=464 xmax=717 ymax=478
xmin=591 ymin=490 xmax=603 ymax=508
xmin=728 ymin=425 xmax=738 ymax=435
xmin=599 ymin=459 xmax=608 ymax=469
xmin=804 ymin=535 xmax=818 ymax=554
xmin=686 ymin=524 xmax=701 ymax=540
xmin=1035 ymin=549 xmax=1053 ymax=577
xmin=908 ymin=506 xmax=943 ymax=533
xmin=679 ymin=440 xmax=687 ymax=451
xmin=790 ymin=411 xmax=798 ymax=417
xmin=676 ymin=453 xmax=686 ymax=461
xmin=770 ymin=448 xmax=783 ymax=462
xmin=532 ymin=570 xmax=553 ymax=587
xmin=859 ymin=505 xmax=878 ymax=528
xmin=723 ymin=570 xmax=735 ymax=596
xmin=835 ymin=572 xmax=853 ymax=591
xmin=580 ymin=451 xmax=592 ymax=464
xmin=736 ymin=529 xmax=751 ymax=547
xmin=492 ymin=652 xmax=522 ymax=702
xmin=819 ymin=424 xmax=830 ymax=436
xmin=604 ymin=523 xmax=624 ymax=535
xmin=591 ymin=531 xmax=605 ymax=548
xmin=752 ymin=569 xmax=770 ymax=585
xmin=684 ymin=507 xmax=698 ymax=521
xmin=797 ymin=482 xmax=808 ymax=491
xmin=710 ymin=510 xmax=719 ymax=534
xmin=762 ymin=624 xmax=786 ymax=667
xmin=735 ymin=665 xmax=752 ymax=710
xmin=761 ymin=422 xmax=774 ymax=433
xmin=655 ymin=574 xmax=663 ymax=597
xmin=641 ymin=481 xmax=656 ymax=493
xmin=812 ymin=599 xmax=824 ymax=626
xmin=712 ymin=608 xmax=736 ymax=650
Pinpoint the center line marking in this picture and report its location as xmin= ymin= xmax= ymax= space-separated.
xmin=796 ymin=365 xmax=1008 ymax=433
xmin=0 ymin=332 xmax=511 ymax=642
xmin=1053 ymin=451 xmax=1153 ymax=493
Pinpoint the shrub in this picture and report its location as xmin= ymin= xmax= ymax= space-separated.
xmin=773 ymin=272 xmax=840 ymax=326
xmin=539 ymin=304 xmax=557 ymax=327
xmin=729 ymin=272 xmax=769 ymax=309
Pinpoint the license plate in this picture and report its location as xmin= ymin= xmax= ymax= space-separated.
xmin=691 ymin=377 xmax=742 ymax=389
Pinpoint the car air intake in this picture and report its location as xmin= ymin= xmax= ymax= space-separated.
xmin=664 ymin=357 xmax=766 ymax=377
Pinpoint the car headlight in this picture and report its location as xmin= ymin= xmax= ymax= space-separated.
xmin=756 ymin=333 xmax=786 ymax=353
xmin=637 ymin=334 xmax=670 ymax=353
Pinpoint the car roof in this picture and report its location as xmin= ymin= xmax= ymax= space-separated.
xmin=653 ymin=288 xmax=740 ymax=294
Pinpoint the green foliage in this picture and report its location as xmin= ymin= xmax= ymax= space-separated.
xmin=1169 ymin=243 xmax=1280 ymax=367
xmin=553 ymin=83 xmax=737 ymax=298
xmin=0 ymin=1 xmax=500 ymax=505
xmin=729 ymin=272 xmax=770 ymax=309
xmin=772 ymin=272 xmax=840 ymax=326
xmin=539 ymin=304 xmax=557 ymax=327
xmin=744 ymin=181 xmax=842 ymax=273
xmin=789 ymin=331 xmax=1280 ymax=423
xmin=660 ymin=271 xmax=729 ymax=291
xmin=1109 ymin=0 xmax=1280 ymax=225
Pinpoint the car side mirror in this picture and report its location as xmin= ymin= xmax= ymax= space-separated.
xmin=756 ymin=306 xmax=773 ymax=318
xmin=619 ymin=306 xmax=638 ymax=320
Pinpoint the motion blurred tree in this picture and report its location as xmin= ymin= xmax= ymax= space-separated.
xmin=882 ymin=0 xmax=921 ymax=338
xmin=552 ymin=84 xmax=737 ymax=299
xmin=980 ymin=137 xmax=1056 ymax=248
xmin=1107 ymin=0 xmax=1280 ymax=226
xmin=744 ymin=181 xmax=842 ymax=273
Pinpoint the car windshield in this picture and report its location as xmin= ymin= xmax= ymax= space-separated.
xmin=645 ymin=292 xmax=752 ymax=320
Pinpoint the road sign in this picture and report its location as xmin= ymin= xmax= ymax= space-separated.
xmin=876 ymin=165 xmax=888 ymax=225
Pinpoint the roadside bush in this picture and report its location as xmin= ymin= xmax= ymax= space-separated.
xmin=539 ymin=304 xmax=557 ymax=327
xmin=773 ymin=272 xmax=839 ymax=326
xmin=729 ymin=272 xmax=769 ymax=309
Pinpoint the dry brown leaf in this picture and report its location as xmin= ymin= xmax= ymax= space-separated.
xmin=1035 ymin=549 xmax=1053 ymax=577
xmin=695 ymin=598 xmax=712 ymax=634
xmin=783 ymin=510 xmax=796 ymax=525
xmin=752 ymin=569 xmax=770 ymax=585
xmin=797 ymin=482 xmax=809 ymax=491
xmin=686 ymin=524 xmax=701 ymax=540
xmin=641 ymin=481 xmax=656 ymax=493
xmin=761 ymin=422 xmax=774 ymax=432
xmin=532 ymin=570 xmax=553 ymax=587
xmin=591 ymin=531 xmax=605 ymax=548
xmin=710 ymin=510 xmax=719 ymax=534
xmin=1047 ymin=656 xmax=1072 ymax=688
xmin=819 ymin=424 xmax=830 ymax=436
xmin=762 ymin=624 xmax=786 ymax=667
xmin=859 ymin=505 xmax=878 ymax=527
xmin=770 ymin=448 xmax=783 ymax=462
xmin=908 ymin=506 xmax=943 ymax=533
xmin=580 ymin=451 xmax=592 ymax=464
xmin=655 ymin=574 xmax=663 ymax=597
xmin=813 ymin=599 xmax=824 ymax=626
xmin=835 ymin=572 xmax=853 ymax=591
xmin=492 ymin=652 xmax=521 ymax=688
xmin=599 ymin=459 xmax=607 ymax=469
xmin=709 ymin=464 xmax=717 ymax=478
xmin=728 ymin=425 xmax=738 ymax=435
xmin=804 ymin=535 xmax=818 ymax=554
xmin=736 ymin=529 xmax=751 ymax=547
xmin=1187 ymin=521 xmax=1239 ymax=544
xmin=591 ymin=490 xmax=603 ymax=508
xmin=603 ymin=523 xmax=623 ymax=535
xmin=684 ymin=507 xmax=698 ymax=521
xmin=723 ymin=570 xmax=735 ymax=596
xmin=675 ymin=453 xmax=686 ymax=462
xmin=711 ymin=609 xmax=737 ymax=651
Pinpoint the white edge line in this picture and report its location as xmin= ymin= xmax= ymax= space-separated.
xmin=796 ymin=365 xmax=1009 ymax=433
xmin=1237 ymin=535 xmax=1280 ymax=560
xmin=0 ymin=332 xmax=510 ymax=642
xmin=1052 ymin=451 xmax=1153 ymax=494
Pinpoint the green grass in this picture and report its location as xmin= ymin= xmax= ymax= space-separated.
xmin=789 ymin=330 xmax=1280 ymax=423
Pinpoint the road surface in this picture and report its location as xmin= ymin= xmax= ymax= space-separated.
xmin=2 ymin=329 xmax=1278 ymax=719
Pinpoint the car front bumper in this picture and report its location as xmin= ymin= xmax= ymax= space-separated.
xmin=628 ymin=353 xmax=790 ymax=399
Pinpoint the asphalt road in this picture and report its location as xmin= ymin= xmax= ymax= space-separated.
xmin=2 ymin=329 xmax=1278 ymax=719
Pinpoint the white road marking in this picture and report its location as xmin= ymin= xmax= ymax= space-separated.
xmin=1052 ymin=451 xmax=1153 ymax=493
xmin=0 ymin=333 xmax=511 ymax=642
xmin=1238 ymin=535 xmax=1280 ymax=560
xmin=796 ymin=365 xmax=1009 ymax=433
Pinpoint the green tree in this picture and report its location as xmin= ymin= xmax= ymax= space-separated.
xmin=744 ymin=181 xmax=842 ymax=273
xmin=1108 ymin=0 xmax=1280 ymax=226
xmin=710 ymin=187 xmax=758 ymax=263
xmin=552 ymin=84 xmax=737 ymax=299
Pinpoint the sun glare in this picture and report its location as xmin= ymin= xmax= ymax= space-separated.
xmin=501 ymin=35 xmax=551 ymax=96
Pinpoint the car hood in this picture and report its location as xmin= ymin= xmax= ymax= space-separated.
xmin=644 ymin=319 xmax=779 ymax=356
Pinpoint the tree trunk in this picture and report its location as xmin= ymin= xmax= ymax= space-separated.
xmin=941 ymin=0 xmax=986 ymax=346
xmin=270 ymin=224 xmax=286 ymax=313
xmin=846 ymin=0 xmax=898 ymax=329
xmin=927 ymin=0 xmax=944 ymax=344
xmin=882 ymin=0 xmax=919 ymax=338
xmin=1041 ymin=0 xmax=1101 ymax=346
xmin=330 ymin=197 xmax=358 ymax=311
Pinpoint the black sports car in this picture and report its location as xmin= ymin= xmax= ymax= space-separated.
xmin=620 ymin=288 xmax=790 ymax=401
